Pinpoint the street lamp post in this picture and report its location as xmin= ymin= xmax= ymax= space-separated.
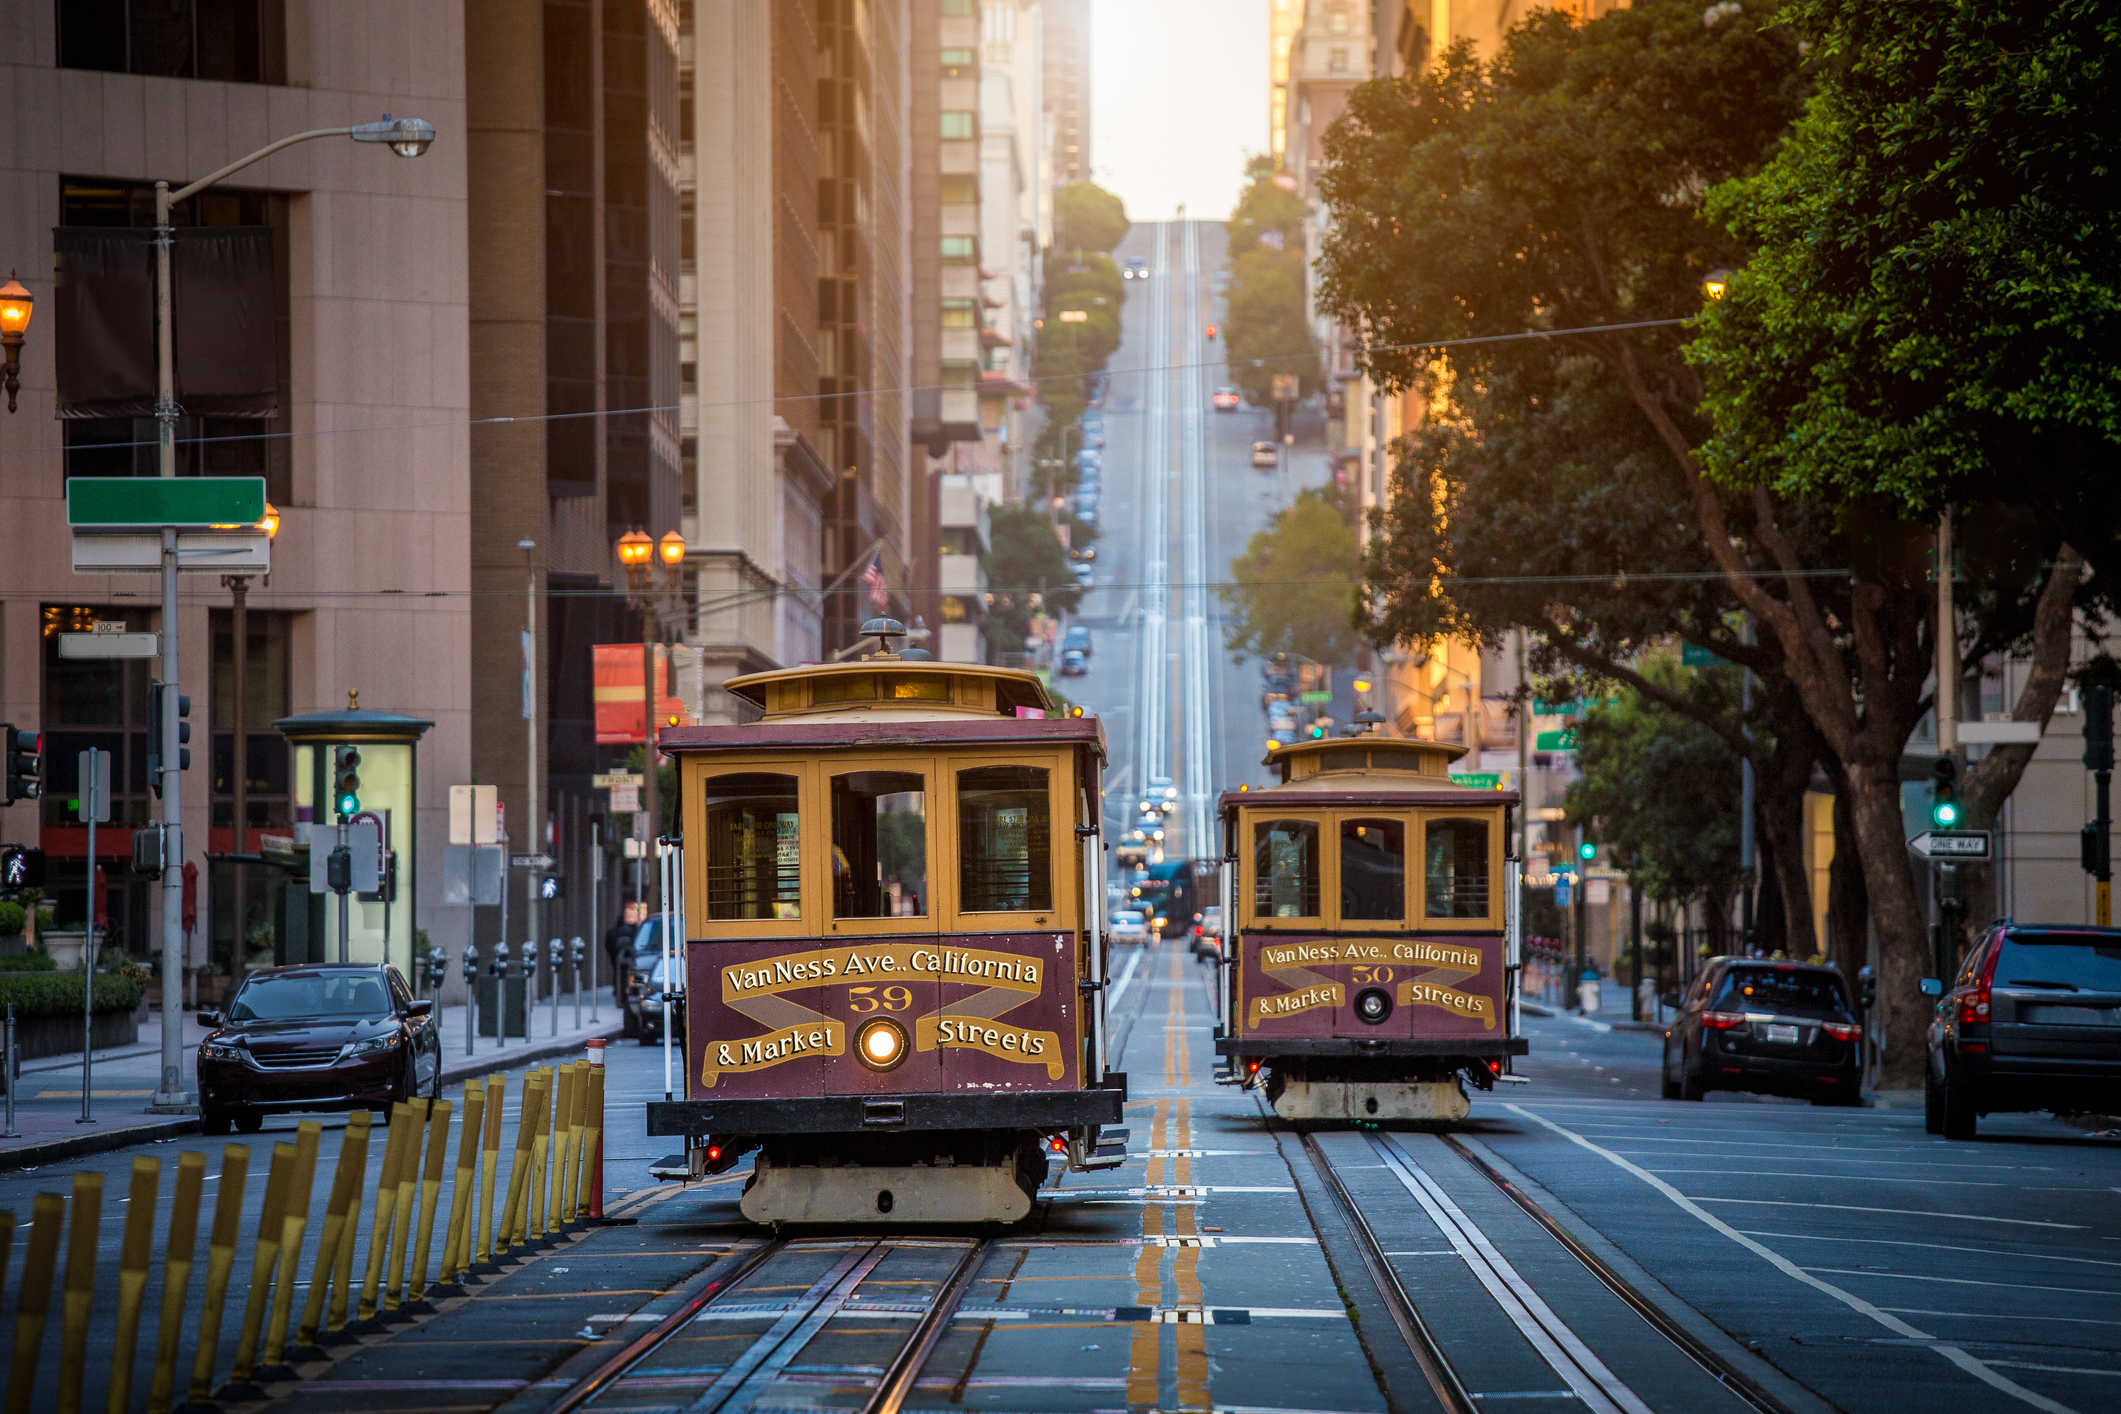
xmin=0 ymin=273 xmax=32 ymax=412
xmin=521 ymin=537 xmax=540 ymax=992
xmin=616 ymin=528 xmax=686 ymax=911
xmin=221 ymin=504 xmax=276 ymax=995
xmin=144 ymin=116 xmax=433 ymax=1113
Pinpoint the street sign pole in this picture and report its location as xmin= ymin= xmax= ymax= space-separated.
xmin=149 ymin=176 xmax=192 ymax=1113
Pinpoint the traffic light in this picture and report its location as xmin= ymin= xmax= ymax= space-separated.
xmin=146 ymin=685 xmax=191 ymax=798
xmin=1930 ymin=756 xmax=1960 ymax=828
xmin=2085 ymin=684 xmax=2115 ymax=772
xmin=1578 ymin=839 xmax=1597 ymax=862
xmin=333 ymin=746 xmax=363 ymax=818
xmin=3 ymin=725 xmax=40 ymax=804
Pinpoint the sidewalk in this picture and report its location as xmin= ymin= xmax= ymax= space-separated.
xmin=2 ymin=997 xmax=622 ymax=1169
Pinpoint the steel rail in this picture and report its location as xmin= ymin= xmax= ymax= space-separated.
xmin=861 ymin=1238 xmax=994 ymax=1414
xmin=1440 ymin=1134 xmax=1792 ymax=1414
xmin=542 ymin=1237 xmax=786 ymax=1414
xmin=1299 ymin=1132 xmax=1479 ymax=1414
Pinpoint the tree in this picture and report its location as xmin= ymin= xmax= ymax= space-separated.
xmin=1566 ymin=656 xmax=1744 ymax=947
xmin=1315 ymin=0 xmax=2090 ymax=1085
xmin=1219 ymin=485 xmax=1362 ymax=666
xmin=982 ymin=504 xmax=1083 ymax=656
xmin=1054 ymin=182 xmax=1129 ymax=254
xmin=1226 ymin=161 xmax=1305 ymax=259
xmin=1222 ymin=165 xmax=1318 ymax=406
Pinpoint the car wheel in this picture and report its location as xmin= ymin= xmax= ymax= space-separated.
xmin=1924 ymin=1057 xmax=1945 ymax=1134
xmin=1659 ymin=1043 xmax=1681 ymax=1101
xmin=234 ymin=1109 xmax=263 ymax=1134
xmin=1679 ymin=1048 xmax=1707 ymax=1102
xmin=202 ymin=1107 xmax=233 ymax=1137
xmin=1941 ymin=1063 xmax=1978 ymax=1141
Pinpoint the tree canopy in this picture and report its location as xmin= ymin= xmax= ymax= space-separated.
xmin=1054 ymin=182 xmax=1129 ymax=254
xmin=1222 ymin=165 xmax=1318 ymax=406
xmin=982 ymin=504 xmax=1083 ymax=655
xmin=1218 ymin=485 xmax=1362 ymax=667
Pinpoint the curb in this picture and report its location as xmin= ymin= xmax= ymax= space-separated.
xmin=0 ymin=1022 xmax=622 ymax=1172
xmin=1520 ymin=1001 xmax=1556 ymax=1017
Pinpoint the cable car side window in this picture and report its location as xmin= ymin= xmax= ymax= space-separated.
xmin=1253 ymin=818 xmax=1321 ymax=918
xmin=832 ymin=770 xmax=929 ymax=918
xmin=702 ymin=773 xmax=802 ymax=921
xmin=957 ymin=765 xmax=1053 ymax=912
xmin=1424 ymin=817 xmax=1491 ymax=919
xmin=1340 ymin=817 xmax=1406 ymax=921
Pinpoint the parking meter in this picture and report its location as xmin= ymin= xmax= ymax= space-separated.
xmin=491 ymin=941 xmax=511 ymax=1048
xmin=427 ymin=945 xmax=447 ymax=999
xmin=462 ymin=944 xmax=479 ymax=1054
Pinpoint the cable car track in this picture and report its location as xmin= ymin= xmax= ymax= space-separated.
xmin=548 ymin=1236 xmax=993 ymax=1414
xmin=1302 ymin=1130 xmax=1792 ymax=1414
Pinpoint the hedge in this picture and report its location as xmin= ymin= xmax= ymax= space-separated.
xmin=0 ymin=972 xmax=143 ymax=1020
xmin=0 ymin=953 xmax=57 ymax=974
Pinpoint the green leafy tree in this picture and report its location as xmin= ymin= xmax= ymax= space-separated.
xmin=1566 ymin=657 xmax=1744 ymax=948
xmin=1219 ymin=486 xmax=1361 ymax=666
xmin=1226 ymin=162 xmax=1305 ymax=260
xmin=1223 ymin=247 xmax=1318 ymax=407
xmin=1054 ymin=182 xmax=1129 ymax=253
xmin=983 ymin=504 xmax=1083 ymax=656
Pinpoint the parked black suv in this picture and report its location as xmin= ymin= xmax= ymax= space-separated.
xmin=1925 ymin=923 xmax=2121 ymax=1139
xmin=1662 ymin=958 xmax=1863 ymax=1104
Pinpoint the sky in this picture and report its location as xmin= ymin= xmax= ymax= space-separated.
xmin=1088 ymin=0 xmax=1271 ymax=223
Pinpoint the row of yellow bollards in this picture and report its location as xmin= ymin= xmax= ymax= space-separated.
xmin=1 ymin=1056 xmax=606 ymax=1413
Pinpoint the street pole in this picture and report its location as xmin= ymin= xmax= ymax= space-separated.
xmin=2085 ymin=684 xmax=2114 ymax=926
xmin=225 ymin=575 xmax=250 ymax=990
xmin=522 ymin=539 xmax=541 ymax=1008
xmin=81 ymin=750 xmax=100 ymax=1125
xmin=337 ymin=818 xmax=351 ymax=964
xmin=641 ymin=604 xmax=659 ymax=913
xmin=151 ymin=180 xmax=189 ymax=1112
xmin=589 ymin=818 xmax=601 ymax=1023
xmin=1936 ymin=510 xmax=1961 ymax=962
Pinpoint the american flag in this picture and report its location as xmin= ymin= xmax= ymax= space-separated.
xmin=862 ymin=554 xmax=888 ymax=610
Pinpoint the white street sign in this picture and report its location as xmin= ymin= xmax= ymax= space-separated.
xmin=1958 ymin=720 xmax=2042 ymax=745
xmin=1909 ymin=830 xmax=1991 ymax=860
xmin=608 ymin=784 xmax=640 ymax=813
xmin=592 ymin=771 xmax=643 ymax=789
xmin=449 ymin=784 xmax=500 ymax=845
xmin=58 ymin=632 xmax=160 ymax=659
xmin=442 ymin=844 xmax=505 ymax=906
xmin=510 ymin=852 xmax=554 ymax=870
xmin=71 ymin=530 xmax=271 ymax=575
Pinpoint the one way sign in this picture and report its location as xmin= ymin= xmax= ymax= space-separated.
xmin=1910 ymin=830 xmax=1991 ymax=860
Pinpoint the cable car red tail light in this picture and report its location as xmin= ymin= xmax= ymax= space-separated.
xmin=1702 ymin=1010 xmax=1748 ymax=1030
xmin=707 ymin=1144 xmax=723 ymax=1163
xmin=1049 ymin=1135 xmax=1066 ymax=1153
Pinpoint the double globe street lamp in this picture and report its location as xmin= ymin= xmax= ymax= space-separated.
xmin=615 ymin=527 xmax=685 ymax=909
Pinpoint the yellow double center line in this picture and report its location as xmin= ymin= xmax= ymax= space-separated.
xmin=1127 ymin=938 xmax=1211 ymax=1410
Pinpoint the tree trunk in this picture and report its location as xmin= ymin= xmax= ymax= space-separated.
xmin=1828 ymin=785 xmax=1870 ymax=1001
xmin=1845 ymin=757 xmax=1934 ymax=1088
xmin=1753 ymin=706 xmax=1822 ymax=962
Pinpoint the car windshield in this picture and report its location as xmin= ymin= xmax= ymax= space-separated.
xmin=1995 ymin=934 xmax=2121 ymax=992
xmin=1112 ymin=911 xmax=1144 ymax=925
xmin=230 ymin=973 xmax=392 ymax=1022
xmin=1709 ymin=968 xmax=1852 ymax=1018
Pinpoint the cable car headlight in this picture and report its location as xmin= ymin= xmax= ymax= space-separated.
xmin=855 ymin=1017 xmax=909 ymax=1072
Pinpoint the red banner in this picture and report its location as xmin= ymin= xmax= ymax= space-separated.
xmin=595 ymin=643 xmax=686 ymax=744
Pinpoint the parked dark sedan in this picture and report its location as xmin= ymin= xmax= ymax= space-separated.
xmin=1926 ymin=922 xmax=2121 ymax=1139
xmin=1662 ymin=958 xmax=1863 ymax=1104
xmin=623 ymin=916 xmax=677 ymax=1036
xmin=635 ymin=951 xmax=686 ymax=1049
xmin=196 ymin=965 xmax=441 ymax=1134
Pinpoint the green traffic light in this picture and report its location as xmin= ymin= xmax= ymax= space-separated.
xmin=1578 ymin=841 xmax=1596 ymax=861
xmin=336 ymin=792 xmax=360 ymax=816
xmin=1933 ymin=798 xmax=1959 ymax=827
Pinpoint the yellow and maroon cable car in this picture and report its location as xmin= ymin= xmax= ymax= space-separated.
xmin=645 ymin=627 xmax=1126 ymax=1225
xmin=1213 ymin=735 xmax=1525 ymax=1122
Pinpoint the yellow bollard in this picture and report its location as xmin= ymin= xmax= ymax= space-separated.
xmin=106 ymin=1156 xmax=163 ymax=1414
xmin=527 ymin=1069 xmax=553 ymax=1245
xmin=476 ymin=1073 xmax=506 ymax=1269
xmin=581 ymin=1062 xmax=606 ymax=1219
xmin=382 ymin=1097 xmax=431 ymax=1315
xmin=259 ymin=1120 xmax=323 ymax=1375
xmin=498 ymin=1072 xmax=542 ymax=1255
xmin=439 ymin=1081 xmax=484 ymax=1289
xmin=406 ymin=1099 xmax=453 ymax=1308
xmin=323 ymin=1117 xmax=376 ymax=1341
xmin=6 ymin=1192 xmax=67 ymax=1414
xmin=356 ymin=1104 xmax=414 ymax=1326
xmin=145 ymin=1151 xmax=206 ymax=1414
xmin=55 ymin=1169 xmax=104 ymax=1414
xmin=185 ymin=1146 xmax=251 ymax=1407
xmin=566 ymin=1059 xmax=590 ymax=1224
xmin=547 ymin=1064 xmax=574 ymax=1235
xmin=221 ymin=1141 xmax=294 ymax=1396
xmin=295 ymin=1112 xmax=372 ymax=1356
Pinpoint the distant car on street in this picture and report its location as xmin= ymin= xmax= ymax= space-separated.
xmin=1069 ymin=544 xmax=1096 ymax=563
xmin=1071 ymin=562 xmax=1095 ymax=587
xmin=1076 ymin=505 xmax=1099 ymax=527
xmin=1124 ymin=257 xmax=1148 ymax=280
xmin=1059 ymin=648 xmax=1088 ymax=676
xmin=636 ymin=951 xmax=686 ymax=1048
xmin=1251 ymin=441 xmax=1279 ymax=468
xmin=1081 ymin=427 xmax=1104 ymax=449
xmin=1212 ymin=387 xmax=1241 ymax=411
xmin=1925 ymin=922 xmax=2121 ymax=1139
xmin=1063 ymin=625 xmax=1093 ymax=657
xmin=1192 ymin=905 xmax=1224 ymax=962
xmin=1109 ymin=909 xmax=1149 ymax=945
xmin=1662 ymin=958 xmax=1862 ymax=1105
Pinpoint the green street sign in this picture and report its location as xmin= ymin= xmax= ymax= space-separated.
xmin=1532 ymin=696 xmax=1619 ymax=716
xmin=1299 ymin=691 xmax=1332 ymax=704
xmin=67 ymin=477 xmax=267 ymax=530
xmin=1450 ymin=772 xmax=1503 ymax=790
xmin=1535 ymin=728 xmax=1579 ymax=752
xmin=1682 ymin=643 xmax=1732 ymax=668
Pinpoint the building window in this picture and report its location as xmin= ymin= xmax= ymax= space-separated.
xmin=940 ymin=298 xmax=979 ymax=329
xmin=940 ymin=111 xmax=977 ymax=140
xmin=940 ymin=175 xmax=979 ymax=205
xmin=941 ymin=0 xmax=974 ymax=13
xmin=678 ymin=69 xmax=693 ymax=145
xmin=940 ymin=47 xmax=974 ymax=67
xmin=1329 ymin=47 xmax=1349 ymax=72
xmin=1329 ymin=9 xmax=1350 ymax=34
xmin=940 ymin=235 xmax=978 ymax=264
xmin=59 ymin=0 xmax=288 ymax=83
xmin=942 ymin=360 xmax=981 ymax=387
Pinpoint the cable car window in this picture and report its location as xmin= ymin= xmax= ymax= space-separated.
xmin=1340 ymin=818 xmax=1405 ymax=920
xmin=1321 ymin=748 xmax=1368 ymax=772
xmin=813 ymin=674 xmax=877 ymax=704
xmin=882 ymin=674 xmax=951 ymax=701
xmin=1253 ymin=819 xmax=1320 ymax=917
xmin=957 ymin=766 xmax=1052 ymax=911
xmin=1424 ymin=818 xmax=1490 ymax=919
xmin=703 ymin=773 xmax=801 ymax=921
xmin=832 ymin=771 xmax=929 ymax=917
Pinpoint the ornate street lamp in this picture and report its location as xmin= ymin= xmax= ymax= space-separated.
xmin=0 ymin=273 xmax=33 ymax=413
xmin=615 ymin=526 xmax=685 ymax=910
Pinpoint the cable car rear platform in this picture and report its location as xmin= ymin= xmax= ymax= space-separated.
xmin=647 ymin=1080 xmax=1127 ymax=1137
xmin=1214 ymin=1037 xmax=1527 ymax=1057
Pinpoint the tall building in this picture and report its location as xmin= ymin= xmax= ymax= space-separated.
xmin=977 ymin=0 xmax=1043 ymax=505
xmin=1041 ymin=0 xmax=1092 ymax=185
xmin=1 ymin=3 xmax=473 ymax=983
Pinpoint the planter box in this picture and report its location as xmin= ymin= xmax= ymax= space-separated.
xmin=0 ymin=1010 xmax=140 ymax=1091
xmin=43 ymin=932 xmax=88 ymax=972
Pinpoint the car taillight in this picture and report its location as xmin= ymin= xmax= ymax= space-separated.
xmin=1822 ymin=1021 xmax=1860 ymax=1041
xmin=1957 ymin=944 xmax=2002 ymax=1025
xmin=1702 ymin=1011 xmax=1748 ymax=1030
xmin=1193 ymin=926 xmax=1203 ymax=936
